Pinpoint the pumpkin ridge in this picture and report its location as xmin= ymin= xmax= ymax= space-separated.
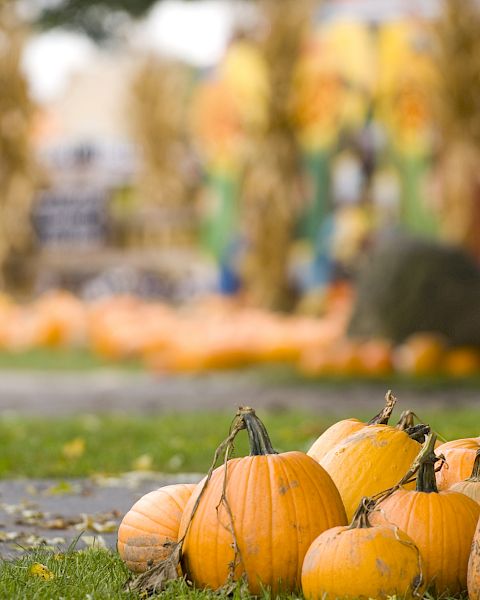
xmin=293 ymin=453 xmax=324 ymax=537
xmin=130 ymin=506 xmax=179 ymax=532
xmin=292 ymin=452 xmax=332 ymax=529
xmin=238 ymin=456 xmax=255 ymax=584
xmin=297 ymin=451 xmax=343 ymax=524
xmin=266 ymin=454 xmax=274 ymax=587
xmin=277 ymin=454 xmax=300 ymax=587
xmin=267 ymin=460 xmax=277 ymax=581
xmin=164 ymin=486 xmax=194 ymax=514
xmin=119 ymin=521 xmax=170 ymax=538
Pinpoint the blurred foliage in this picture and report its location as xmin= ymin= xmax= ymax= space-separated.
xmin=434 ymin=0 xmax=480 ymax=260
xmin=33 ymin=0 xmax=192 ymax=40
xmin=127 ymin=55 xmax=198 ymax=246
xmin=240 ymin=0 xmax=313 ymax=310
xmin=0 ymin=4 xmax=39 ymax=288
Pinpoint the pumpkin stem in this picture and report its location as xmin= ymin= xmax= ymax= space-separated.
xmin=367 ymin=390 xmax=397 ymax=425
xmin=405 ymin=424 xmax=430 ymax=443
xmin=396 ymin=410 xmax=416 ymax=430
xmin=415 ymin=432 xmax=439 ymax=493
xmin=467 ymin=449 xmax=480 ymax=482
xmin=237 ymin=406 xmax=278 ymax=456
xmin=349 ymin=496 xmax=375 ymax=529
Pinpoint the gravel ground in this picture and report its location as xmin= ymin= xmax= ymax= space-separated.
xmin=0 ymin=370 xmax=478 ymax=416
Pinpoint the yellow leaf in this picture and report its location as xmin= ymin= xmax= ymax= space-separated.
xmin=131 ymin=454 xmax=153 ymax=471
xmin=29 ymin=563 xmax=55 ymax=580
xmin=62 ymin=437 xmax=86 ymax=460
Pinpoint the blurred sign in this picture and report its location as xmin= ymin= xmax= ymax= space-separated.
xmin=32 ymin=187 xmax=109 ymax=248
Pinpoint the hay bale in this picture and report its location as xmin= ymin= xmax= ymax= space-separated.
xmin=348 ymin=234 xmax=480 ymax=345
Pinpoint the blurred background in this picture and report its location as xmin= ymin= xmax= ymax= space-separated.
xmin=1 ymin=0 xmax=480 ymax=382
xmin=1 ymin=2 xmax=480 ymax=554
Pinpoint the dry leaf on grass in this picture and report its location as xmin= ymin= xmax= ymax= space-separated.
xmin=29 ymin=563 xmax=55 ymax=580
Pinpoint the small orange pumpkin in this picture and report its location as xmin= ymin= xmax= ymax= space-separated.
xmin=179 ymin=407 xmax=347 ymax=594
xmin=371 ymin=434 xmax=480 ymax=595
xmin=443 ymin=346 xmax=480 ymax=378
xmin=436 ymin=436 xmax=480 ymax=490
xmin=450 ymin=449 xmax=480 ymax=504
xmin=118 ymin=483 xmax=196 ymax=573
xmin=308 ymin=390 xmax=396 ymax=462
xmin=393 ymin=332 xmax=446 ymax=377
xmin=302 ymin=499 xmax=425 ymax=600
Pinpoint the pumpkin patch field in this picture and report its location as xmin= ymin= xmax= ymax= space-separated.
xmin=2 ymin=290 xmax=480 ymax=383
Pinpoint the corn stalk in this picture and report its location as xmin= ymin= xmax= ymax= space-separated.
xmin=240 ymin=0 xmax=314 ymax=310
xmin=128 ymin=55 xmax=197 ymax=247
xmin=434 ymin=0 xmax=480 ymax=260
xmin=0 ymin=5 xmax=38 ymax=288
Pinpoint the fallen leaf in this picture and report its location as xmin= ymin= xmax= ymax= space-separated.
xmin=90 ymin=520 xmax=117 ymax=533
xmin=29 ymin=563 xmax=55 ymax=580
xmin=62 ymin=437 xmax=86 ymax=460
xmin=131 ymin=454 xmax=153 ymax=471
xmin=45 ymin=481 xmax=78 ymax=496
xmin=0 ymin=531 xmax=20 ymax=542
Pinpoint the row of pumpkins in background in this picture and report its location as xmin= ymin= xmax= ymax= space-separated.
xmin=118 ymin=395 xmax=480 ymax=599
xmin=1 ymin=290 xmax=480 ymax=378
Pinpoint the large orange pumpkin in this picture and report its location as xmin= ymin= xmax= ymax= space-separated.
xmin=319 ymin=423 xmax=427 ymax=520
xmin=436 ymin=436 xmax=480 ymax=490
xmin=371 ymin=434 xmax=480 ymax=595
xmin=468 ymin=516 xmax=480 ymax=600
xmin=302 ymin=499 xmax=425 ymax=600
xmin=307 ymin=390 xmax=396 ymax=462
xmin=118 ymin=483 xmax=196 ymax=573
xmin=179 ymin=407 xmax=347 ymax=594
xmin=451 ymin=449 xmax=480 ymax=504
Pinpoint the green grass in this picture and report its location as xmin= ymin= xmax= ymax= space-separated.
xmin=0 ymin=408 xmax=478 ymax=479
xmin=0 ymin=546 xmax=466 ymax=599
xmin=0 ymin=348 xmax=141 ymax=371
xmin=0 ymin=546 xmax=303 ymax=599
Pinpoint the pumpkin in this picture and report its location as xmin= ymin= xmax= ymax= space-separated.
xmin=371 ymin=433 xmax=480 ymax=595
xmin=393 ymin=332 xmax=446 ymax=376
xmin=319 ymin=422 xmax=428 ymax=520
xmin=436 ymin=436 xmax=480 ymax=490
xmin=301 ymin=499 xmax=425 ymax=600
xmin=179 ymin=407 xmax=347 ymax=594
xmin=307 ymin=390 xmax=396 ymax=462
xmin=118 ymin=483 xmax=196 ymax=573
xmin=443 ymin=346 xmax=480 ymax=378
xmin=468 ymin=515 xmax=480 ymax=600
xmin=356 ymin=338 xmax=394 ymax=377
xmin=451 ymin=449 xmax=480 ymax=504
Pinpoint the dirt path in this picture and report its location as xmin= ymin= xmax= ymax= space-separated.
xmin=0 ymin=370 xmax=478 ymax=415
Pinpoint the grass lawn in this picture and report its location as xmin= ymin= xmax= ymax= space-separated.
xmin=0 ymin=348 xmax=141 ymax=371
xmin=0 ymin=546 xmax=467 ymax=600
xmin=0 ymin=408 xmax=478 ymax=479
